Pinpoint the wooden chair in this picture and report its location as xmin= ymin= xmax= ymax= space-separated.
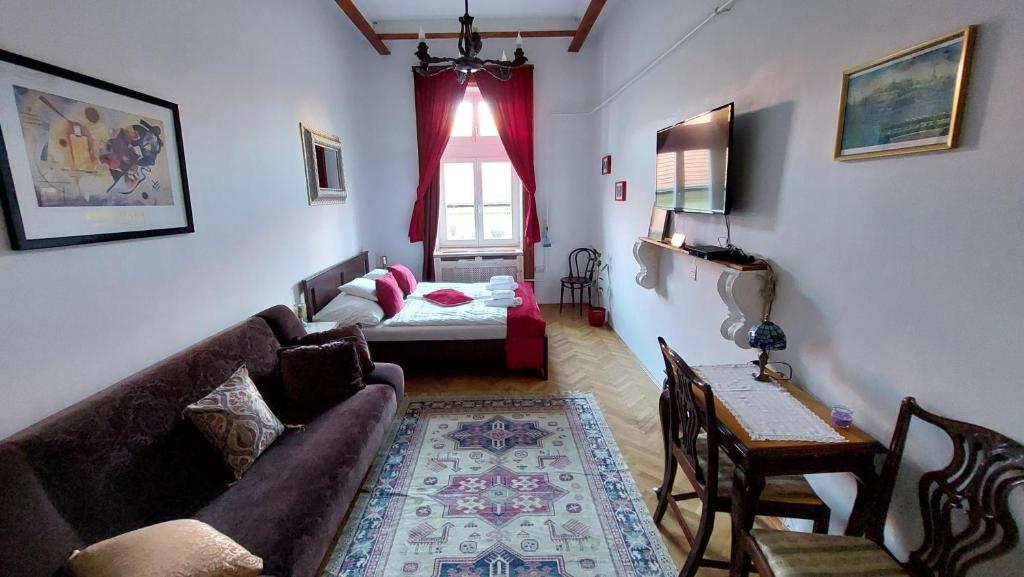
xmin=745 ymin=396 xmax=1024 ymax=577
xmin=653 ymin=337 xmax=831 ymax=577
xmin=559 ymin=248 xmax=598 ymax=316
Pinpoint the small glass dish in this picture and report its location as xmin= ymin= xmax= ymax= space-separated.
xmin=831 ymin=405 xmax=854 ymax=429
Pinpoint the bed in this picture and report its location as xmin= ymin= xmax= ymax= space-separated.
xmin=300 ymin=252 xmax=548 ymax=378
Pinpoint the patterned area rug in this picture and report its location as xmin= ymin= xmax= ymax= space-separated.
xmin=326 ymin=394 xmax=676 ymax=577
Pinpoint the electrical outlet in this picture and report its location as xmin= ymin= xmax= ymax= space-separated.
xmin=690 ymin=261 xmax=698 ymax=281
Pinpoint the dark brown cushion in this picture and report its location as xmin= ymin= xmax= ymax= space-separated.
xmin=279 ymin=339 xmax=364 ymax=423
xmin=292 ymin=325 xmax=375 ymax=376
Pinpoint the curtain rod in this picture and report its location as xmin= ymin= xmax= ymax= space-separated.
xmin=552 ymin=0 xmax=736 ymax=117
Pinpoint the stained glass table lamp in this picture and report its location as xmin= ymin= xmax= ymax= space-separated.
xmin=748 ymin=320 xmax=786 ymax=382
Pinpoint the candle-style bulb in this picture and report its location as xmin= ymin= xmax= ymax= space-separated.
xmin=501 ymin=50 xmax=508 ymax=62
xmin=473 ymin=24 xmax=479 ymax=33
xmin=418 ymin=26 xmax=425 ymax=41
xmin=516 ymin=32 xmax=523 ymax=48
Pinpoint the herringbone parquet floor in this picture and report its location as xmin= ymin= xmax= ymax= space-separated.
xmin=403 ymin=304 xmax=767 ymax=576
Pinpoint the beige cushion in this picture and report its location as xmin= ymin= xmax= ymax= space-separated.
xmin=64 ymin=519 xmax=262 ymax=577
xmin=749 ymin=529 xmax=907 ymax=577
xmin=184 ymin=365 xmax=285 ymax=478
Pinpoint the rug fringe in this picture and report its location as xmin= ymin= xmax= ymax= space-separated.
xmin=398 ymin=390 xmax=598 ymax=413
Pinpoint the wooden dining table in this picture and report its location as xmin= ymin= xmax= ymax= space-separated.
xmin=661 ymin=369 xmax=887 ymax=577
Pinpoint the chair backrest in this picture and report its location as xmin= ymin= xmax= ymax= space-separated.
xmin=871 ymin=397 xmax=1024 ymax=577
xmin=658 ymin=337 xmax=720 ymax=501
xmin=568 ymin=248 xmax=598 ymax=281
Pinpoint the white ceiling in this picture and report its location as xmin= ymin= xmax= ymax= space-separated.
xmin=357 ymin=0 xmax=593 ymax=25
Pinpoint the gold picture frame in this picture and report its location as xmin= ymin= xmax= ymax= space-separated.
xmin=834 ymin=26 xmax=975 ymax=161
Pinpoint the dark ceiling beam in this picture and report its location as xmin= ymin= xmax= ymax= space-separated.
xmin=334 ymin=0 xmax=390 ymax=55
xmin=378 ymin=30 xmax=577 ymax=41
xmin=568 ymin=0 xmax=607 ymax=52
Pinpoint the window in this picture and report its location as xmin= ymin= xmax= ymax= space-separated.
xmin=682 ymin=149 xmax=712 ymax=211
xmin=440 ymin=87 xmax=521 ymax=248
xmin=655 ymin=148 xmax=711 ymax=211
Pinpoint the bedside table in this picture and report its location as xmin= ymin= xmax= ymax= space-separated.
xmin=302 ymin=321 xmax=338 ymax=334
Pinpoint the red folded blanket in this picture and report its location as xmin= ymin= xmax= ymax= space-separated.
xmin=506 ymin=283 xmax=546 ymax=371
xmin=423 ymin=288 xmax=474 ymax=307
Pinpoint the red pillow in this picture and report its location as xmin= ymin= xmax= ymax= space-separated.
xmin=424 ymin=288 xmax=473 ymax=307
xmin=374 ymin=273 xmax=405 ymax=318
xmin=387 ymin=264 xmax=417 ymax=295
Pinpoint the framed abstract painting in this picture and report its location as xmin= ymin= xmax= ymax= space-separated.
xmin=0 ymin=49 xmax=192 ymax=250
xmin=835 ymin=26 xmax=975 ymax=161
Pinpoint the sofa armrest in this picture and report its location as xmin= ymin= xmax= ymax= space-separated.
xmin=255 ymin=305 xmax=307 ymax=344
xmin=364 ymin=362 xmax=404 ymax=403
xmin=0 ymin=443 xmax=83 ymax=577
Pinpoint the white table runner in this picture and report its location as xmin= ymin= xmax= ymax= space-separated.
xmin=693 ymin=364 xmax=846 ymax=443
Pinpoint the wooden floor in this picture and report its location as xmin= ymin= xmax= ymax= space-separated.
xmin=403 ymin=304 xmax=769 ymax=576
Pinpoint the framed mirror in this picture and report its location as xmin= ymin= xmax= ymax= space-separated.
xmin=300 ymin=123 xmax=346 ymax=205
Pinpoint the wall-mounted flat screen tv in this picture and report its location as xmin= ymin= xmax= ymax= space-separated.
xmin=655 ymin=102 xmax=733 ymax=214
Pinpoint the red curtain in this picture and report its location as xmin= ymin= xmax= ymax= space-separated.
xmin=476 ymin=68 xmax=540 ymax=245
xmin=421 ymin=174 xmax=440 ymax=280
xmin=408 ymin=70 xmax=468 ymax=244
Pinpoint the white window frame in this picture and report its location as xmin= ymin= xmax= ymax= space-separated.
xmin=439 ymin=87 xmax=522 ymax=249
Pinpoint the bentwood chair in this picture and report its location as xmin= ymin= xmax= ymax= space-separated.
xmin=653 ymin=337 xmax=831 ymax=577
xmin=559 ymin=248 xmax=598 ymax=316
xmin=745 ymin=396 xmax=1024 ymax=577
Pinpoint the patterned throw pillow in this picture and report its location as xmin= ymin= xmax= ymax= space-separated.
xmin=184 ymin=366 xmax=285 ymax=479
xmin=64 ymin=519 xmax=262 ymax=577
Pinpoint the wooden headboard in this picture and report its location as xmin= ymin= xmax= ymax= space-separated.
xmin=300 ymin=251 xmax=370 ymax=321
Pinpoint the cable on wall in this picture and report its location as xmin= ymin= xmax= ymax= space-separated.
xmin=552 ymin=0 xmax=737 ymax=117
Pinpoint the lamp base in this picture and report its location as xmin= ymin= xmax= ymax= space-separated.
xmin=753 ymin=351 xmax=772 ymax=382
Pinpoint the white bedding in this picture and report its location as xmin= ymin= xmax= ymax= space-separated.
xmin=360 ymin=323 xmax=506 ymax=342
xmin=387 ymin=282 xmax=507 ymax=327
xmin=406 ymin=281 xmax=495 ymax=302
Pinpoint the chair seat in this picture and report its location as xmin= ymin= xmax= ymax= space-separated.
xmin=560 ymin=276 xmax=593 ymax=285
xmin=695 ymin=437 xmax=824 ymax=505
xmin=749 ymin=529 xmax=907 ymax=577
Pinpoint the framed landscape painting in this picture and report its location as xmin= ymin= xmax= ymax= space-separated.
xmin=0 ymin=49 xmax=192 ymax=250
xmin=835 ymin=26 xmax=975 ymax=161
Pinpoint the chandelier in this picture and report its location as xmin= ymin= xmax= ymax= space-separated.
xmin=414 ymin=0 xmax=529 ymax=84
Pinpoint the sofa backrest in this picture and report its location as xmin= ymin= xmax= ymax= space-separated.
xmin=0 ymin=305 xmax=304 ymax=576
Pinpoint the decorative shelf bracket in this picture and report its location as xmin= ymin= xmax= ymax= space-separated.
xmin=633 ymin=236 xmax=767 ymax=349
xmin=633 ymin=239 xmax=660 ymax=289
xmin=718 ymin=268 xmax=767 ymax=349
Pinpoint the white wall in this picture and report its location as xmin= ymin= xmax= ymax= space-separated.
xmin=0 ymin=0 xmax=377 ymax=438
xmin=590 ymin=0 xmax=1024 ymax=569
xmin=354 ymin=37 xmax=598 ymax=303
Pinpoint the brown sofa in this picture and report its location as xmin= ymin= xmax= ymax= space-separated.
xmin=0 ymin=305 xmax=403 ymax=577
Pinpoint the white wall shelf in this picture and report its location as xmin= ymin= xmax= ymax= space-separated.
xmin=633 ymin=237 xmax=768 ymax=349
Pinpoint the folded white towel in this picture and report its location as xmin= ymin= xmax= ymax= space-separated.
xmin=490 ymin=289 xmax=516 ymax=300
xmin=485 ymin=282 xmax=519 ymax=291
xmin=490 ymin=275 xmax=515 ymax=285
xmin=485 ymin=297 xmax=522 ymax=308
